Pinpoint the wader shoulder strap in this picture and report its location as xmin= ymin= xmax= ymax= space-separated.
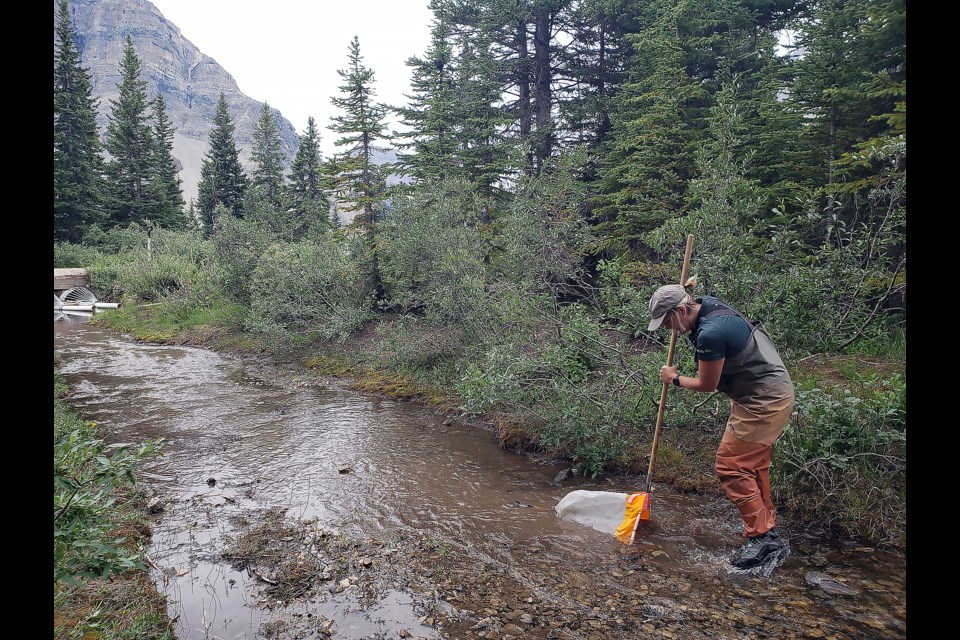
xmin=699 ymin=305 xmax=760 ymax=357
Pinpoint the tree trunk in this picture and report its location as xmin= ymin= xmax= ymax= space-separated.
xmin=533 ymin=7 xmax=553 ymax=171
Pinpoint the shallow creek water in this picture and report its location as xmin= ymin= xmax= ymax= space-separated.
xmin=54 ymin=315 xmax=906 ymax=640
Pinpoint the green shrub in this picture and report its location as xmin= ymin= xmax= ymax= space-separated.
xmin=211 ymin=214 xmax=275 ymax=305
xmin=54 ymin=242 xmax=103 ymax=268
xmin=244 ymin=234 xmax=375 ymax=343
xmin=775 ymin=372 xmax=905 ymax=546
xmin=78 ymin=225 xmax=215 ymax=304
xmin=378 ymin=177 xmax=492 ymax=320
xmin=455 ymin=302 xmax=663 ymax=477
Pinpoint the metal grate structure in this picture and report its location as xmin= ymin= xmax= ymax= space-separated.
xmin=59 ymin=287 xmax=98 ymax=304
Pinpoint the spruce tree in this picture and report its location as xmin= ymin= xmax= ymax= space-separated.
xmin=785 ymin=0 xmax=905 ymax=211
xmin=103 ymin=36 xmax=157 ymax=228
xmin=394 ymin=8 xmax=459 ymax=185
xmin=325 ymin=36 xmax=390 ymax=227
xmin=451 ymin=37 xmax=515 ymax=206
xmin=594 ymin=2 xmax=704 ymax=255
xmin=284 ymin=116 xmax=330 ymax=238
xmin=54 ymin=0 xmax=105 ymax=242
xmin=196 ymin=93 xmax=248 ymax=234
xmin=593 ymin=0 xmax=785 ymax=256
xmin=250 ymin=102 xmax=285 ymax=208
xmin=558 ymin=0 xmax=638 ymax=153
xmin=149 ymin=92 xmax=187 ymax=229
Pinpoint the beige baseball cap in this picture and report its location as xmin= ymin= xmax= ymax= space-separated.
xmin=647 ymin=284 xmax=689 ymax=331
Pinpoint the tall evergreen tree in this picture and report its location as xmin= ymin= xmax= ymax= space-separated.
xmin=558 ymin=0 xmax=638 ymax=153
xmin=396 ymin=1 xmax=514 ymax=205
xmin=594 ymin=1 xmax=704 ymax=255
xmin=284 ymin=116 xmax=330 ymax=238
xmin=54 ymin=0 xmax=105 ymax=242
xmin=738 ymin=36 xmax=807 ymax=212
xmin=453 ymin=0 xmax=567 ymax=175
xmin=394 ymin=6 xmax=460 ymax=184
xmin=451 ymin=37 xmax=516 ymax=205
xmin=784 ymin=0 xmax=867 ymax=196
xmin=325 ymin=36 xmax=391 ymax=227
xmin=785 ymin=0 xmax=905 ymax=214
xmin=103 ymin=36 xmax=157 ymax=228
xmin=250 ymin=102 xmax=285 ymax=208
xmin=593 ymin=0 xmax=789 ymax=256
xmin=196 ymin=93 xmax=248 ymax=234
xmin=148 ymin=92 xmax=187 ymax=229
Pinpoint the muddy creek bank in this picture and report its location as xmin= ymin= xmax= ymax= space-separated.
xmin=54 ymin=317 xmax=906 ymax=639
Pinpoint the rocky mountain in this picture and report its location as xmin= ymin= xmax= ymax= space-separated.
xmin=56 ymin=0 xmax=300 ymax=206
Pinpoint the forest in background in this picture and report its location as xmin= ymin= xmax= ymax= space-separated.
xmin=54 ymin=0 xmax=905 ymax=604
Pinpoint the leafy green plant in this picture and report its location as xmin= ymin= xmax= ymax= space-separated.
xmin=54 ymin=368 xmax=164 ymax=585
xmin=80 ymin=224 xmax=215 ymax=304
xmin=378 ymin=177 xmax=492 ymax=323
xmin=774 ymin=372 xmax=905 ymax=546
xmin=244 ymin=234 xmax=375 ymax=343
xmin=210 ymin=214 xmax=276 ymax=305
xmin=55 ymin=242 xmax=104 ymax=269
xmin=54 ymin=429 xmax=162 ymax=584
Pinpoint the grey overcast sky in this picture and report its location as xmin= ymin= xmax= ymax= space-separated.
xmin=149 ymin=0 xmax=434 ymax=156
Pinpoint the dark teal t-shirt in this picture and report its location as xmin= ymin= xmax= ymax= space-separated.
xmin=689 ymin=296 xmax=752 ymax=362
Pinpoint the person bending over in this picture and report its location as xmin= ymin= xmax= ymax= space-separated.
xmin=647 ymin=284 xmax=795 ymax=569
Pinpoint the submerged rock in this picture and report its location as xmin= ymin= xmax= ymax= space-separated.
xmin=805 ymin=571 xmax=859 ymax=597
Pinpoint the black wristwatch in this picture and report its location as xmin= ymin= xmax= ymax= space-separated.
xmin=672 ymin=375 xmax=681 ymax=388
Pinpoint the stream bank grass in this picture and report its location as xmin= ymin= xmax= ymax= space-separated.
xmin=93 ymin=296 xmax=247 ymax=344
xmin=54 ymin=571 xmax=175 ymax=640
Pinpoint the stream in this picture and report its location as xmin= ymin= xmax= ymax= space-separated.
xmin=54 ymin=314 xmax=906 ymax=640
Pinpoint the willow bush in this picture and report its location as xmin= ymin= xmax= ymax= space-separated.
xmin=54 ymin=241 xmax=103 ymax=269
xmin=244 ymin=233 xmax=375 ymax=343
xmin=455 ymin=299 xmax=667 ymax=477
xmin=377 ymin=177 xmax=493 ymax=323
xmin=53 ymin=224 xmax=218 ymax=306
xmin=775 ymin=371 xmax=906 ymax=547
xmin=210 ymin=213 xmax=277 ymax=306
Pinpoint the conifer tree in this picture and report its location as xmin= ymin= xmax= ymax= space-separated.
xmin=394 ymin=9 xmax=459 ymax=185
xmin=285 ymin=116 xmax=330 ymax=238
xmin=325 ymin=36 xmax=390 ymax=228
xmin=738 ymin=40 xmax=807 ymax=212
xmin=148 ymin=92 xmax=187 ymax=229
xmin=103 ymin=36 xmax=157 ymax=228
xmin=451 ymin=38 xmax=515 ymax=205
xmin=250 ymin=102 xmax=285 ymax=208
xmin=593 ymin=0 xmax=784 ymax=256
xmin=785 ymin=0 xmax=905 ymax=212
xmin=594 ymin=2 xmax=704 ymax=255
xmin=54 ymin=0 xmax=105 ymax=242
xmin=558 ymin=0 xmax=637 ymax=153
xmin=196 ymin=93 xmax=248 ymax=234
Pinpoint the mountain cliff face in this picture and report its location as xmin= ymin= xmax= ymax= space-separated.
xmin=57 ymin=0 xmax=300 ymax=206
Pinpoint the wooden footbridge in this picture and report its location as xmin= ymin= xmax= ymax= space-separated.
xmin=54 ymin=268 xmax=90 ymax=293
